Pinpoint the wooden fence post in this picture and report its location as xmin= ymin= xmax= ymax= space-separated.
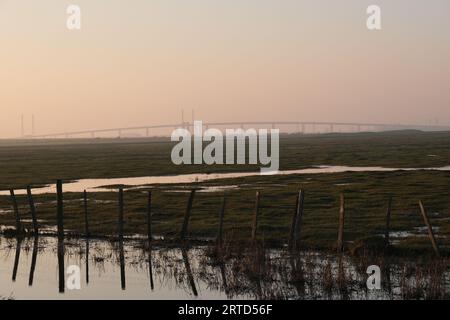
xmin=418 ymin=201 xmax=440 ymax=257
xmin=293 ymin=190 xmax=305 ymax=250
xmin=56 ymin=180 xmax=64 ymax=239
xmin=337 ymin=193 xmax=345 ymax=253
xmin=147 ymin=191 xmax=152 ymax=244
xmin=217 ymin=194 xmax=227 ymax=246
xmin=9 ymin=189 xmax=22 ymax=233
xmin=27 ymin=186 xmax=39 ymax=235
xmin=180 ymin=189 xmax=196 ymax=240
xmin=83 ymin=190 xmax=90 ymax=237
xmin=251 ymin=191 xmax=261 ymax=241
xmin=385 ymin=197 xmax=392 ymax=246
xmin=118 ymin=188 xmax=124 ymax=240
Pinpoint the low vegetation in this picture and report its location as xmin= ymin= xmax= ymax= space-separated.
xmin=1 ymin=131 xmax=450 ymax=256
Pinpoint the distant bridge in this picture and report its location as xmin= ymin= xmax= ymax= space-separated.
xmin=24 ymin=121 xmax=450 ymax=139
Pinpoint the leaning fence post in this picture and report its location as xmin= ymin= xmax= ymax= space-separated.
xmin=418 ymin=201 xmax=440 ymax=257
xmin=147 ymin=191 xmax=152 ymax=244
xmin=10 ymin=189 xmax=22 ymax=233
xmin=56 ymin=180 xmax=64 ymax=239
xmin=337 ymin=193 xmax=345 ymax=253
xmin=26 ymin=186 xmax=39 ymax=235
xmin=385 ymin=197 xmax=392 ymax=246
xmin=251 ymin=191 xmax=261 ymax=241
xmin=217 ymin=194 xmax=227 ymax=246
xmin=83 ymin=190 xmax=89 ymax=237
xmin=293 ymin=190 xmax=305 ymax=250
xmin=180 ymin=189 xmax=196 ymax=240
xmin=118 ymin=188 xmax=124 ymax=240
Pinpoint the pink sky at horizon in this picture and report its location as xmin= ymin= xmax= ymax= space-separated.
xmin=1 ymin=0 xmax=449 ymax=138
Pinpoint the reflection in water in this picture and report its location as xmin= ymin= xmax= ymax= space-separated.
xmin=148 ymin=246 xmax=154 ymax=291
xmin=28 ymin=237 xmax=38 ymax=286
xmin=181 ymin=248 xmax=197 ymax=297
xmin=12 ymin=238 xmax=22 ymax=282
xmin=57 ymin=238 xmax=64 ymax=293
xmin=0 ymin=236 xmax=449 ymax=300
xmin=85 ymin=239 xmax=89 ymax=285
xmin=119 ymin=238 xmax=126 ymax=291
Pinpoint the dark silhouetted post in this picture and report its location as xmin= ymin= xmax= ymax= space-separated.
xmin=180 ymin=189 xmax=196 ymax=240
xmin=27 ymin=186 xmax=39 ymax=235
xmin=419 ymin=201 xmax=440 ymax=257
xmin=9 ymin=189 xmax=22 ymax=233
xmin=56 ymin=180 xmax=64 ymax=239
xmin=84 ymin=190 xmax=89 ymax=237
xmin=337 ymin=193 xmax=345 ymax=253
xmin=251 ymin=191 xmax=261 ymax=241
xmin=385 ymin=197 xmax=392 ymax=246
xmin=217 ymin=194 xmax=227 ymax=246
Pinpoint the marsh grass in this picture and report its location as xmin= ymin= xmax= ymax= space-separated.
xmin=1 ymin=131 xmax=450 ymax=256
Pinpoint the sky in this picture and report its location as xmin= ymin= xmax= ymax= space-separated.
xmin=0 ymin=0 xmax=450 ymax=138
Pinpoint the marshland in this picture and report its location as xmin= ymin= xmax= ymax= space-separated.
xmin=1 ymin=131 xmax=450 ymax=299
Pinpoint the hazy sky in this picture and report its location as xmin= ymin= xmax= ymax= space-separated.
xmin=1 ymin=0 xmax=450 ymax=137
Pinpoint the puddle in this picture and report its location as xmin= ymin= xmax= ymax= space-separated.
xmin=0 ymin=236 xmax=449 ymax=300
xmin=160 ymin=185 xmax=239 ymax=193
xmin=1 ymin=165 xmax=450 ymax=196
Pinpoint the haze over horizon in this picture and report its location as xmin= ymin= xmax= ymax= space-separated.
xmin=1 ymin=0 xmax=450 ymax=138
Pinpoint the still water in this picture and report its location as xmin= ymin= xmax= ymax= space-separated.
xmin=1 ymin=236 xmax=448 ymax=300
